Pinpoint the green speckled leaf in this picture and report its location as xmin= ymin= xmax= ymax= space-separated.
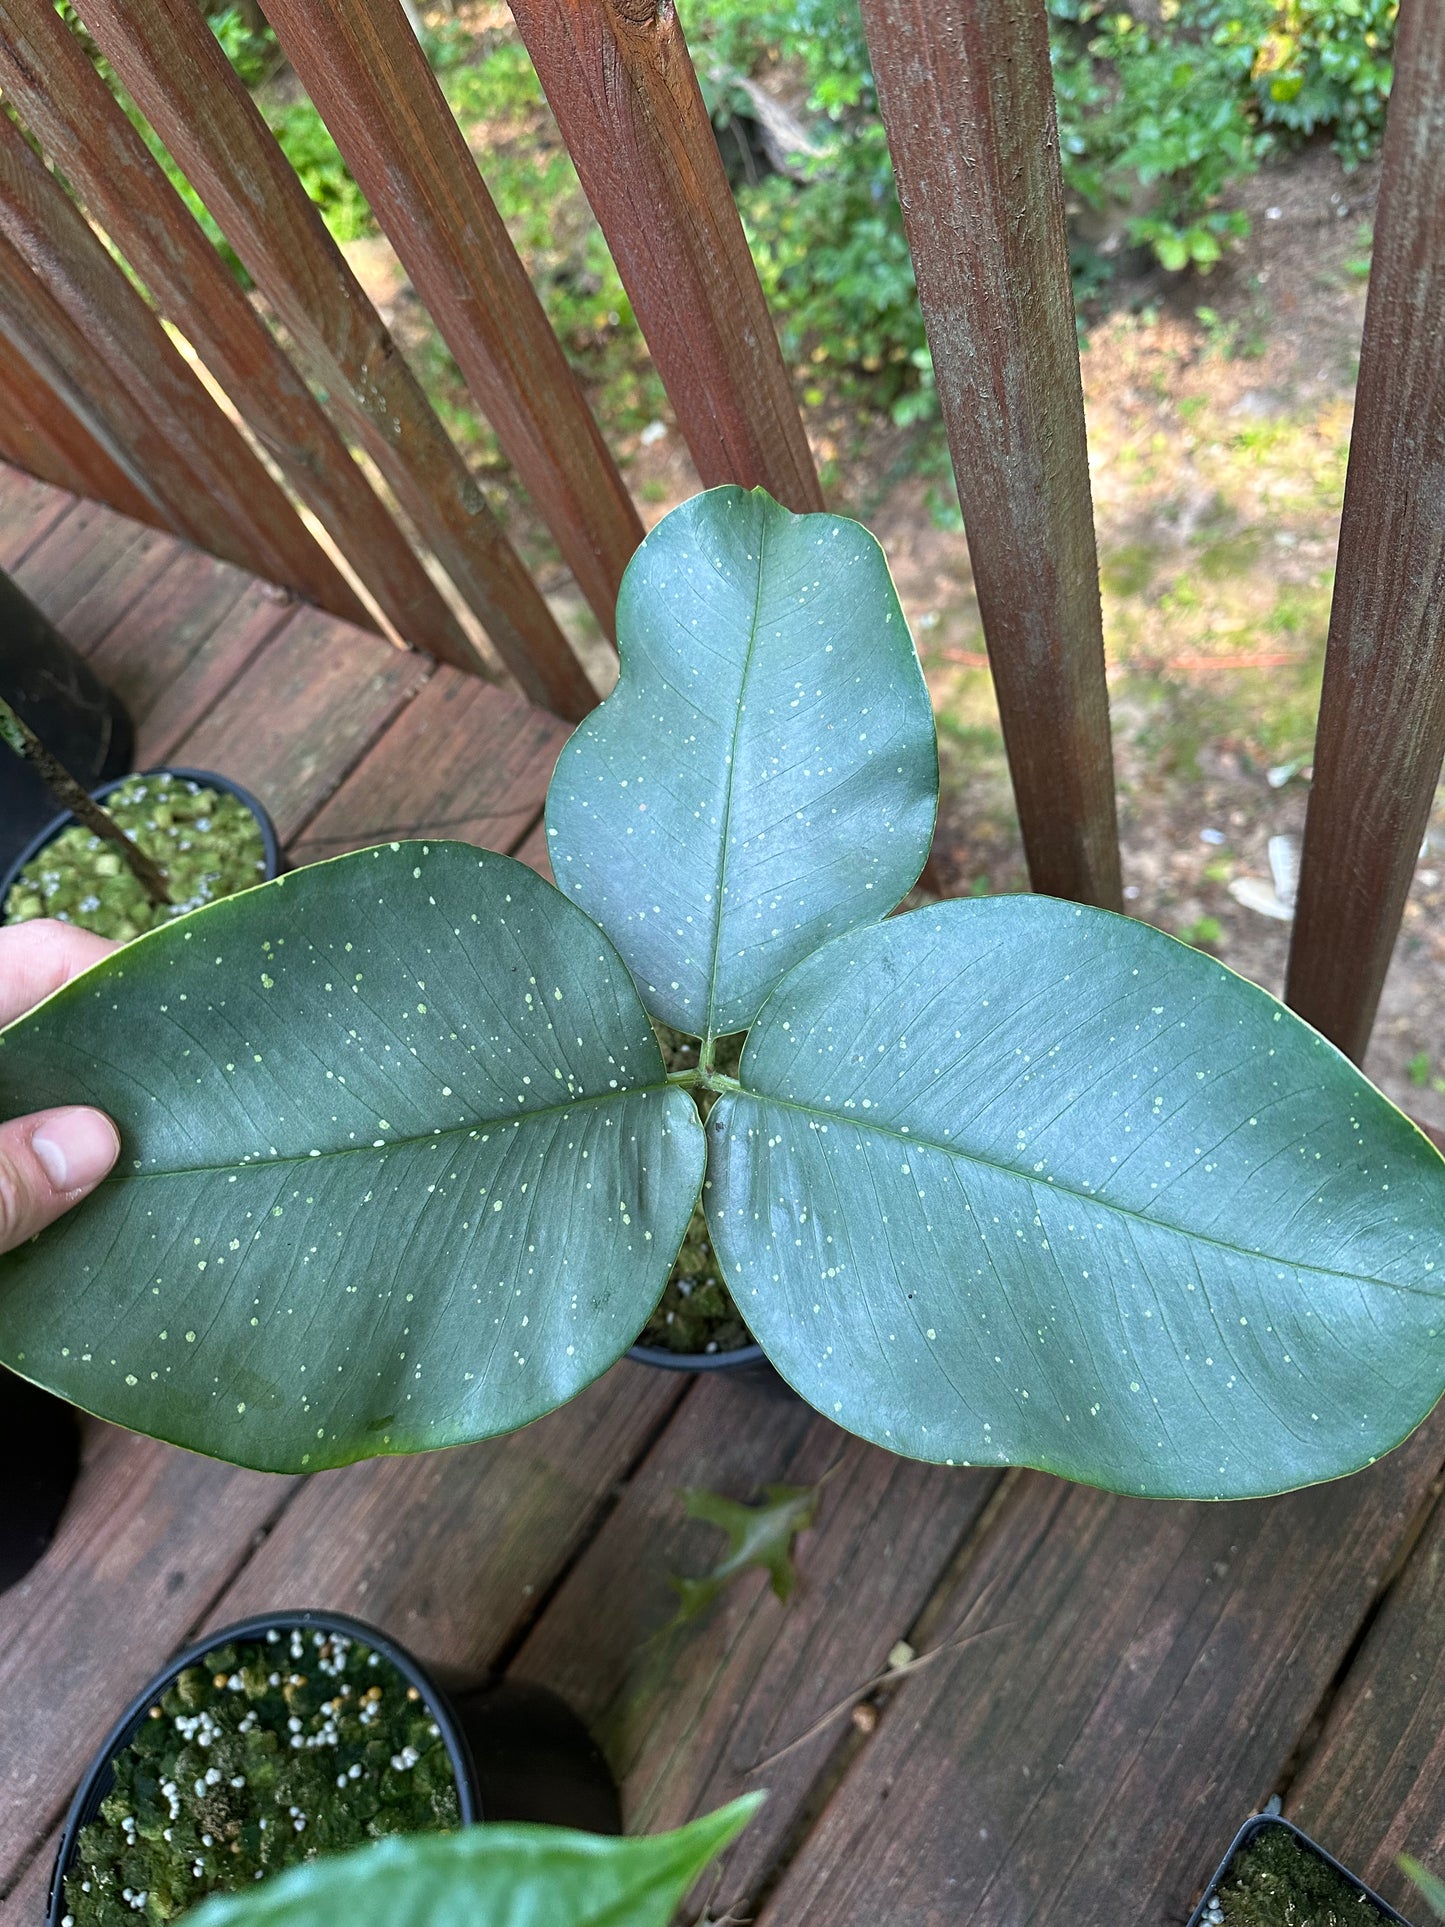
xmin=182 ymin=1797 xmax=762 ymax=1927
xmin=544 ymin=485 xmax=937 ymax=1040
xmin=706 ymin=895 xmax=1445 ymax=1499
xmin=0 ymin=843 xmax=704 ymax=1471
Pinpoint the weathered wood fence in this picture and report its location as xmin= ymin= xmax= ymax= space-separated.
xmin=0 ymin=0 xmax=1440 ymax=1063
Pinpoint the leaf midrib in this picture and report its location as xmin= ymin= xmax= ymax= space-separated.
xmin=97 ymin=1079 xmax=685 ymax=1187
xmin=700 ymin=506 xmax=771 ymax=1043
xmin=726 ymin=1085 xmax=1444 ymax=1303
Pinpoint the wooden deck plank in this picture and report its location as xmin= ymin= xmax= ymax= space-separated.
xmin=0 ymin=463 xmax=74 ymax=569
xmin=0 ymin=1424 xmax=294 ymax=1896
xmin=9 ymin=495 xmax=176 ymax=652
xmin=2 ymin=1818 xmax=61 ymax=1925
xmin=172 ymin=610 xmax=431 ymax=844
xmin=287 ymin=669 xmax=571 ymax=867
xmin=1286 ymin=1481 xmax=1445 ymax=1915
xmin=89 ymin=550 xmax=296 ymax=768
xmin=511 ymin=816 xmax=552 ymax=879
xmin=511 ymin=1373 xmax=1001 ymax=1916
xmin=754 ymin=1413 xmax=1445 ymax=1927
xmin=202 ymin=1367 xmax=686 ymax=1668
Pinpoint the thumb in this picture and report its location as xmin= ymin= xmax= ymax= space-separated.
xmin=0 ymin=1108 xmax=120 ymax=1255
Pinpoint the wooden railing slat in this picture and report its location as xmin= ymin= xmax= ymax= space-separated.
xmin=1284 ymin=0 xmax=1445 ymax=1062
xmin=859 ymin=0 xmax=1121 ymax=910
xmin=261 ymin=0 xmax=645 ymax=639
xmin=0 ymin=116 xmax=365 ymax=617
xmin=0 ymin=0 xmax=494 ymax=669
xmin=0 ymin=337 xmax=161 ymax=527
xmin=508 ymin=0 xmax=822 ymax=513
xmin=75 ymin=0 xmax=597 ymax=721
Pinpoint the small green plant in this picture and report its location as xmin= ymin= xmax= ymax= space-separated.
xmin=671 ymin=1481 xmax=821 ymax=1621
xmin=177 ymin=1796 xmax=760 ymax=1927
xmin=1409 ymin=1051 xmax=1433 ymax=1089
xmin=2 ymin=490 xmax=1443 ymax=1503
xmin=5 ymin=773 xmax=266 ymax=942
xmin=0 ymin=696 xmax=170 ymax=913
xmin=65 ymin=1626 xmax=460 ymax=1926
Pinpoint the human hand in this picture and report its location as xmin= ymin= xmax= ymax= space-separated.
xmin=0 ymin=920 xmax=119 ymax=1253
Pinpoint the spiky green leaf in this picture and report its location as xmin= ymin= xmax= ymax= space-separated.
xmin=181 ymin=1798 xmax=763 ymax=1927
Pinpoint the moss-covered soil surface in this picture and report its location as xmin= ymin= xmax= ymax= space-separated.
xmin=4 ymin=773 xmax=267 ymax=943
xmin=63 ymin=1626 xmax=459 ymax=1927
xmin=1212 ymin=1825 xmax=1395 ymax=1927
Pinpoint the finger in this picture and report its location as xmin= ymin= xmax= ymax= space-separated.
xmin=0 ymin=920 xmax=117 ymax=1029
xmin=0 ymin=1107 xmax=120 ymax=1254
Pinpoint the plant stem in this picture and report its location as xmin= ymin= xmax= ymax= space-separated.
xmin=0 ymin=697 xmax=171 ymax=908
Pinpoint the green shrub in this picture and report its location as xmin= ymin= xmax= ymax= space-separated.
xmin=1249 ymin=0 xmax=1397 ymax=165
xmin=64 ymin=0 xmax=1397 ymax=432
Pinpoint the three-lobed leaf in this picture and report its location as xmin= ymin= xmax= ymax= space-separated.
xmin=545 ymin=485 xmax=937 ymax=1041
xmin=706 ymin=896 xmax=1445 ymax=1499
xmin=0 ymin=843 xmax=704 ymax=1471
xmin=5 ymin=484 xmax=1445 ymax=1505
xmin=179 ymin=1797 xmax=763 ymax=1927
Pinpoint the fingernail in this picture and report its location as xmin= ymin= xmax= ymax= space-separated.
xmin=31 ymin=1109 xmax=120 ymax=1192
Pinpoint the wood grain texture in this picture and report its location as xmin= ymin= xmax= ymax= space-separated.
xmin=1285 ymin=0 xmax=1445 ymax=1061
xmin=89 ymin=551 xmax=297 ymax=765
xmin=0 ymin=462 xmax=76 ymax=569
xmin=0 ymin=1817 xmax=62 ymax=1926
xmin=858 ymin=0 xmax=1121 ymax=910
xmin=508 ymin=0 xmax=821 ymax=513
xmin=756 ymin=1412 xmax=1445 ymax=1927
xmin=513 ymin=1373 xmax=999 ymax=1916
xmin=288 ymin=667 xmax=571 ymax=865
xmin=1287 ymin=1475 xmax=1445 ymax=1916
xmin=206 ymin=1367 xmax=686 ymax=1668
xmin=0 ymin=1423 xmax=293 ymax=1896
xmin=74 ymin=0 xmax=592 ymax=719
xmin=509 ymin=814 xmax=553 ymax=880
xmin=262 ymin=0 xmax=643 ymax=657
xmin=0 ymin=344 xmax=159 ymax=527
xmin=174 ymin=608 xmax=430 ymax=842
xmin=0 ymin=0 xmax=497 ymax=665
xmin=10 ymin=495 xmax=177 ymax=653
xmin=0 ymin=112 xmax=361 ymax=618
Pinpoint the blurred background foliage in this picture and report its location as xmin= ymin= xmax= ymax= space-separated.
xmin=175 ymin=0 xmax=1397 ymax=428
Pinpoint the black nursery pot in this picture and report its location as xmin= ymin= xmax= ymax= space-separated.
xmin=1 ymin=765 xmax=282 ymax=912
xmin=1186 ymin=1814 xmax=1412 ymax=1927
xmin=0 ymin=569 xmax=134 ymax=873
xmin=47 ymin=1608 xmax=620 ymax=1927
xmin=627 ymin=1334 xmax=770 ymax=1375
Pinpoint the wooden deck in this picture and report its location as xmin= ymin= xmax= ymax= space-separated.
xmin=3 ymin=459 xmax=1445 ymax=1926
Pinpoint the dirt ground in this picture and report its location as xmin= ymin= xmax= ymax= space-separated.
xmin=342 ymin=135 xmax=1443 ymax=1128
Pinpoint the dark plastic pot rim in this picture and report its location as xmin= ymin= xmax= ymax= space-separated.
xmin=627 ymin=1337 xmax=768 ymax=1371
xmin=2 ymin=765 xmax=282 ymax=917
xmin=1186 ymin=1811 xmax=1412 ymax=1927
xmin=48 ymin=1609 xmax=479 ymax=1927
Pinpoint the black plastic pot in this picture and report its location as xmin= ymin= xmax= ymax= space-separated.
xmin=1187 ymin=1813 xmax=1412 ymax=1927
xmin=0 ymin=569 xmax=134 ymax=873
xmin=0 ymin=1375 xmax=80 ymax=1596
xmin=628 ymin=1335 xmax=769 ymax=1374
xmin=47 ymin=1608 xmax=620 ymax=1926
xmin=2 ymin=765 xmax=282 ymax=914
